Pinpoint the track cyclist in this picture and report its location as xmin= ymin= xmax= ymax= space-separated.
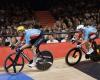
xmin=72 ymin=24 xmax=97 ymax=57
xmin=10 ymin=25 xmax=43 ymax=67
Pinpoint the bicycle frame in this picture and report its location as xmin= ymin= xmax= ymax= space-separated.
xmin=17 ymin=36 xmax=44 ymax=63
xmin=4 ymin=34 xmax=54 ymax=74
xmin=80 ymin=47 xmax=87 ymax=54
xmin=76 ymin=39 xmax=96 ymax=55
xmin=20 ymin=52 xmax=31 ymax=62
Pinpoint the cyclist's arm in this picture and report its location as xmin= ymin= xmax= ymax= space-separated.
xmin=15 ymin=40 xmax=21 ymax=47
xmin=80 ymin=40 xmax=87 ymax=45
xmin=20 ymin=44 xmax=31 ymax=50
xmin=20 ymin=36 xmax=31 ymax=50
xmin=80 ymin=31 xmax=89 ymax=45
xmin=15 ymin=36 xmax=25 ymax=46
xmin=73 ymin=32 xmax=82 ymax=40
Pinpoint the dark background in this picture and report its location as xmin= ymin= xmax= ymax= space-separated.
xmin=0 ymin=0 xmax=100 ymax=10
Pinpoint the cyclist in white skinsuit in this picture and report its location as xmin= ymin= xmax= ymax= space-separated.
xmin=73 ymin=24 xmax=97 ymax=55
xmin=82 ymin=26 xmax=97 ymax=40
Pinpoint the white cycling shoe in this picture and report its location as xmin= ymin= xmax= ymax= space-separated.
xmin=28 ymin=62 xmax=36 ymax=68
xmin=87 ymin=48 xmax=94 ymax=54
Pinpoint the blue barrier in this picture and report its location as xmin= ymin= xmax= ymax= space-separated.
xmin=0 ymin=73 xmax=34 ymax=80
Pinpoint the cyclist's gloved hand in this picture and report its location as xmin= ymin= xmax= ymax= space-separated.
xmin=77 ymin=44 xmax=81 ymax=48
xmin=71 ymin=37 xmax=76 ymax=43
xmin=16 ymin=48 xmax=23 ymax=53
xmin=9 ymin=44 xmax=16 ymax=49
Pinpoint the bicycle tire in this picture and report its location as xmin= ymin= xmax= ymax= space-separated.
xmin=36 ymin=51 xmax=53 ymax=71
xmin=90 ymin=41 xmax=100 ymax=61
xmin=92 ymin=41 xmax=98 ymax=51
xmin=65 ymin=48 xmax=82 ymax=66
xmin=4 ymin=53 xmax=24 ymax=74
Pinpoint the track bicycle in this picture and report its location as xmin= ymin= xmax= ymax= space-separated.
xmin=4 ymin=36 xmax=53 ymax=74
xmin=65 ymin=38 xmax=100 ymax=66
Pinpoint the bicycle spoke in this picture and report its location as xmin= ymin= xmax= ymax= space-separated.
xmin=72 ymin=51 xmax=76 ymax=57
xmin=9 ymin=57 xmax=14 ymax=62
xmin=16 ymin=64 xmax=23 ymax=66
xmin=13 ymin=64 xmax=16 ymax=73
xmin=6 ymin=64 xmax=13 ymax=69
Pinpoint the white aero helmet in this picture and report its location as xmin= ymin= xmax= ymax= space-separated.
xmin=76 ymin=25 xmax=85 ymax=30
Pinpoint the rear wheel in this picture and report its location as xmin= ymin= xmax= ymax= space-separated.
xmin=65 ymin=48 xmax=82 ymax=66
xmin=90 ymin=41 xmax=100 ymax=61
xmin=36 ymin=51 xmax=53 ymax=71
xmin=97 ymin=45 xmax=100 ymax=54
xmin=92 ymin=41 xmax=100 ymax=54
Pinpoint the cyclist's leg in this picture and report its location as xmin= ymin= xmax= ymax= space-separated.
xmin=86 ymin=33 xmax=97 ymax=54
xmin=31 ymin=45 xmax=37 ymax=62
xmin=85 ymin=42 xmax=94 ymax=54
xmin=29 ymin=34 xmax=43 ymax=67
xmin=85 ymin=41 xmax=91 ymax=51
xmin=28 ymin=45 xmax=37 ymax=67
xmin=28 ymin=35 xmax=40 ymax=67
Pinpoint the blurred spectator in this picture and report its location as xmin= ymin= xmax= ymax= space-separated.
xmin=5 ymin=37 xmax=11 ymax=46
xmin=47 ymin=35 xmax=59 ymax=43
xmin=61 ymin=34 xmax=69 ymax=42
xmin=11 ymin=37 xmax=18 ymax=45
xmin=0 ymin=0 xmax=99 ymax=46
xmin=0 ymin=37 xmax=3 ymax=46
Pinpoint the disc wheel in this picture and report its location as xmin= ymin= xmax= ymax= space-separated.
xmin=36 ymin=51 xmax=53 ymax=71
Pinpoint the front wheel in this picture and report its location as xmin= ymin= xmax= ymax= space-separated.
xmin=65 ymin=48 xmax=82 ymax=66
xmin=36 ymin=51 xmax=53 ymax=71
xmin=4 ymin=53 xmax=24 ymax=74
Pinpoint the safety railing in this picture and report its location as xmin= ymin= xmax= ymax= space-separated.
xmin=0 ymin=29 xmax=99 ymax=37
